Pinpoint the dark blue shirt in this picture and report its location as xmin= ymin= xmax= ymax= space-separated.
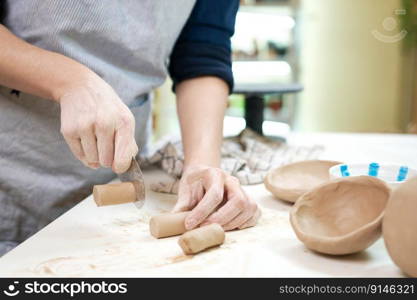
xmin=168 ymin=0 xmax=239 ymax=93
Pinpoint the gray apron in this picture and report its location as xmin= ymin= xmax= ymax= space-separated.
xmin=0 ymin=0 xmax=196 ymax=255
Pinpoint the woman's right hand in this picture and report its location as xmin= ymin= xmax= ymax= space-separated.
xmin=58 ymin=73 xmax=138 ymax=173
xmin=0 ymin=25 xmax=137 ymax=173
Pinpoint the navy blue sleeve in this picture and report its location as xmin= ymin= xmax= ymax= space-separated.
xmin=168 ymin=0 xmax=239 ymax=94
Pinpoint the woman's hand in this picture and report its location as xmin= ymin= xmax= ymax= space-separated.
xmin=173 ymin=165 xmax=261 ymax=231
xmin=173 ymin=77 xmax=260 ymax=231
xmin=59 ymin=74 xmax=138 ymax=173
xmin=0 ymin=26 xmax=138 ymax=173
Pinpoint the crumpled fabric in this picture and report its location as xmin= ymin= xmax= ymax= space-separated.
xmin=140 ymin=129 xmax=324 ymax=194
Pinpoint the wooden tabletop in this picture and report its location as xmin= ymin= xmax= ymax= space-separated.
xmin=0 ymin=132 xmax=416 ymax=277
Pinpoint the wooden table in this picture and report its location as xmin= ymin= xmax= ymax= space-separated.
xmin=0 ymin=133 xmax=416 ymax=277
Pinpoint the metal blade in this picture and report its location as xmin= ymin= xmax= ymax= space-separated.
xmin=118 ymin=157 xmax=145 ymax=209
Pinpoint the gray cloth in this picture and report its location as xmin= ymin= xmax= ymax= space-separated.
xmin=143 ymin=129 xmax=324 ymax=194
xmin=0 ymin=0 xmax=196 ymax=256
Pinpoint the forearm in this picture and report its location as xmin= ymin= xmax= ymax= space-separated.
xmin=0 ymin=25 xmax=94 ymax=102
xmin=176 ymin=76 xmax=228 ymax=169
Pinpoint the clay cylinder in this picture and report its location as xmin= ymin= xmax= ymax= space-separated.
xmin=178 ymin=223 xmax=225 ymax=255
xmin=93 ymin=182 xmax=136 ymax=206
xmin=149 ymin=211 xmax=190 ymax=238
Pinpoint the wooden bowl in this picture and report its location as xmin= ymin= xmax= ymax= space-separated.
xmin=383 ymin=176 xmax=417 ymax=277
xmin=290 ymin=176 xmax=390 ymax=255
xmin=264 ymin=160 xmax=342 ymax=203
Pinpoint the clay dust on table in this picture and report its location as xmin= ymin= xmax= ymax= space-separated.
xmin=26 ymin=208 xmax=287 ymax=277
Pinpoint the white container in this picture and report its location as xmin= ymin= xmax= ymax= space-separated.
xmin=329 ymin=163 xmax=417 ymax=189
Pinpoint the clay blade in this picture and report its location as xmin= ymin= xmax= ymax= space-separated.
xmin=118 ymin=157 xmax=146 ymax=209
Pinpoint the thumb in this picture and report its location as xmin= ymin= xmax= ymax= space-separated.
xmin=113 ymin=130 xmax=138 ymax=174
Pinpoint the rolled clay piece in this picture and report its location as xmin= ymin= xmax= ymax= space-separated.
xmin=149 ymin=211 xmax=190 ymax=238
xmin=93 ymin=182 xmax=136 ymax=206
xmin=383 ymin=176 xmax=417 ymax=277
xmin=178 ymin=223 xmax=225 ymax=255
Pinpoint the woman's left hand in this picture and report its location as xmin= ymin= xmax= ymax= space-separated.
xmin=172 ymin=165 xmax=261 ymax=231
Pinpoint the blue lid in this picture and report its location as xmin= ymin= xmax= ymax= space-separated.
xmin=397 ymin=166 xmax=408 ymax=181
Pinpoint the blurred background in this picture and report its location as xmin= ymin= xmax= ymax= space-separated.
xmin=152 ymin=0 xmax=417 ymax=140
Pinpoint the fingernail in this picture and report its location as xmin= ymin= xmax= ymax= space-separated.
xmin=173 ymin=206 xmax=184 ymax=213
xmin=113 ymin=166 xmax=124 ymax=174
xmin=88 ymin=162 xmax=99 ymax=169
xmin=102 ymin=162 xmax=112 ymax=168
xmin=172 ymin=206 xmax=180 ymax=213
xmin=114 ymin=163 xmax=129 ymax=174
xmin=185 ymin=218 xmax=197 ymax=229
